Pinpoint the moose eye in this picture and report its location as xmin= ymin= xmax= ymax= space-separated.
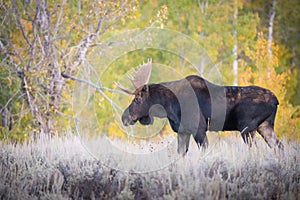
xmin=134 ymin=96 xmax=142 ymax=104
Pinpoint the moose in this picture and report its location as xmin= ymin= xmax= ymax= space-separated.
xmin=118 ymin=59 xmax=284 ymax=156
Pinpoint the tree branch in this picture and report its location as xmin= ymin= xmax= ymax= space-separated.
xmin=61 ymin=72 xmax=123 ymax=111
xmin=12 ymin=0 xmax=32 ymax=48
xmin=0 ymin=41 xmax=24 ymax=78
xmin=61 ymin=72 xmax=120 ymax=93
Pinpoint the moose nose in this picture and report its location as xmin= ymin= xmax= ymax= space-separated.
xmin=123 ymin=120 xmax=130 ymax=126
xmin=122 ymin=116 xmax=135 ymax=126
xmin=122 ymin=108 xmax=134 ymax=126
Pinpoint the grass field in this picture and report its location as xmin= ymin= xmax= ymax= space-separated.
xmin=0 ymin=133 xmax=299 ymax=199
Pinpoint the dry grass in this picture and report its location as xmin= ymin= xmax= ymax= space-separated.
xmin=0 ymin=133 xmax=299 ymax=199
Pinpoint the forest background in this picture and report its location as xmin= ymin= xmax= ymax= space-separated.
xmin=0 ymin=0 xmax=299 ymax=142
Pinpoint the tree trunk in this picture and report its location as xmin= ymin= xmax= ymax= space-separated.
xmin=232 ymin=0 xmax=238 ymax=86
xmin=1 ymin=107 xmax=12 ymax=131
xmin=268 ymin=0 xmax=277 ymax=60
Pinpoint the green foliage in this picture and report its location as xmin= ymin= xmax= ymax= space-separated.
xmin=0 ymin=65 xmax=31 ymax=142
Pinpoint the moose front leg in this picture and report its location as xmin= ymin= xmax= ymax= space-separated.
xmin=177 ymin=133 xmax=191 ymax=156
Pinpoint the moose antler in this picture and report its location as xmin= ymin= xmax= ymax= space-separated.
xmin=116 ymin=58 xmax=152 ymax=95
xmin=115 ymin=82 xmax=135 ymax=95
xmin=129 ymin=58 xmax=152 ymax=89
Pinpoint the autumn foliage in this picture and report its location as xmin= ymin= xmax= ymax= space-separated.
xmin=239 ymin=33 xmax=300 ymax=140
xmin=0 ymin=1 xmax=299 ymax=141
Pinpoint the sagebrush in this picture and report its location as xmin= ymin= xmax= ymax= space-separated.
xmin=0 ymin=133 xmax=299 ymax=199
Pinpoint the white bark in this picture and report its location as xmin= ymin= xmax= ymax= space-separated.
xmin=232 ymin=45 xmax=238 ymax=86
xmin=232 ymin=0 xmax=238 ymax=86
xmin=268 ymin=0 xmax=277 ymax=60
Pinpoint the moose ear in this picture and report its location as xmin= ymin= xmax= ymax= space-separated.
xmin=142 ymin=85 xmax=149 ymax=92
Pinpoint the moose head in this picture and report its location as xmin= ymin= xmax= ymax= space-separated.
xmin=117 ymin=59 xmax=155 ymax=126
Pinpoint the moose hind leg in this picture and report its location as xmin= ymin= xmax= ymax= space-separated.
xmin=177 ymin=133 xmax=191 ymax=156
xmin=242 ymin=130 xmax=256 ymax=147
xmin=194 ymin=128 xmax=208 ymax=149
xmin=257 ymin=121 xmax=284 ymax=151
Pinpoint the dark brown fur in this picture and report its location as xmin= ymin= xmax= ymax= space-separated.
xmin=122 ymin=75 xmax=284 ymax=155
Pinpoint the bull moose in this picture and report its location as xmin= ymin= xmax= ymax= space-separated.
xmin=118 ymin=59 xmax=284 ymax=155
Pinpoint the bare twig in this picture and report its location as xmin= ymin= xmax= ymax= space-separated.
xmin=61 ymin=72 xmax=123 ymax=111
xmin=0 ymin=91 xmax=21 ymax=113
xmin=0 ymin=41 xmax=24 ymax=78
xmin=64 ymin=14 xmax=106 ymax=76
xmin=12 ymin=0 xmax=32 ymax=48
xmin=61 ymin=72 xmax=120 ymax=94
xmin=53 ymin=0 xmax=67 ymax=38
